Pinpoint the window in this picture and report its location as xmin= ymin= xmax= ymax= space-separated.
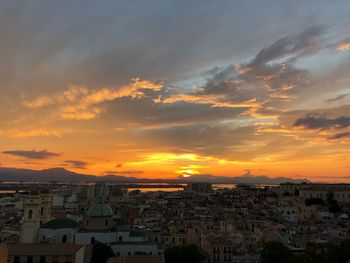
xmin=119 ymin=236 xmax=122 ymax=242
xmin=39 ymin=256 xmax=46 ymax=263
xmin=14 ymin=256 xmax=20 ymax=263
xmin=62 ymin=235 xmax=67 ymax=243
xmin=27 ymin=256 xmax=33 ymax=263
xmin=41 ymin=207 xmax=44 ymax=215
xmin=105 ymin=219 xmax=109 ymax=226
xmin=28 ymin=209 xmax=33 ymax=219
xmin=91 ymin=237 xmax=95 ymax=244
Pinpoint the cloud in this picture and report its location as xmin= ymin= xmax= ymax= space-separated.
xmin=23 ymin=78 xmax=163 ymax=120
xmin=160 ymin=26 xmax=324 ymax=111
xmin=64 ymin=160 xmax=89 ymax=169
xmin=252 ymin=25 xmax=325 ymax=65
xmin=104 ymin=170 xmax=144 ymax=175
xmin=4 ymin=129 xmax=63 ymax=138
xmin=335 ymin=38 xmax=350 ymax=51
xmin=325 ymin=94 xmax=349 ymax=103
xmin=162 ymin=93 xmax=260 ymax=108
xmin=329 ymin=132 xmax=350 ymax=140
xmin=294 ymin=113 xmax=350 ymax=130
xmin=2 ymin=149 xmax=60 ymax=159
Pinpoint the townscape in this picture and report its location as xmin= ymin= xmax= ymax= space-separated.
xmin=0 ymin=182 xmax=350 ymax=263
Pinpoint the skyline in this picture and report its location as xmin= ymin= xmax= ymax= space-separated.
xmin=1 ymin=1 xmax=350 ymax=182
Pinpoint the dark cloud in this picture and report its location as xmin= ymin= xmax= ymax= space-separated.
xmin=329 ymin=132 xmax=350 ymax=140
xmin=164 ymin=26 xmax=324 ymax=110
xmin=104 ymin=170 xmax=144 ymax=175
xmin=2 ymin=149 xmax=60 ymax=159
xmin=325 ymin=94 xmax=349 ymax=103
xmin=64 ymin=160 xmax=89 ymax=169
xmin=252 ymin=25 xmax=325 ymax=65
xmin=294 ymin=113 xmax=350 ymax=130
xmin=102 ymin=96 xmax=246 ymax=128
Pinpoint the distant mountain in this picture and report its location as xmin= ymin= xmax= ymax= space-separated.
xmin=0 ymin=167 xmax=311 ymax=184
xmin=177 ymin=173 xmax=311 ymax=185
xmin=0 ymin=167 xmax=137 ymax=183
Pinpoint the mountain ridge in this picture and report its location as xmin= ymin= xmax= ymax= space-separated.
xmin=0 ymin=167 xmax=311 ymax=184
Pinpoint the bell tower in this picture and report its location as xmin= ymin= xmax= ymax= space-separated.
xmin=40 ymin=190 xmax=52 ymax=224
xmin=20 ymin=191 xmax=42 ymax=243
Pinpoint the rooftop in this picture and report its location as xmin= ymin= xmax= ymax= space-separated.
xmin=41 ymin=218 xmax=79 ymax=229
xmin=9 ymin=244 xmax=83 ymax=256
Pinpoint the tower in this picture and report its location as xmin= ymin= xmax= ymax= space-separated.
xmin=40 ymin=191 xmax=52 ymax=224
xmin=20 ymin=192 xmax=42 ymax=243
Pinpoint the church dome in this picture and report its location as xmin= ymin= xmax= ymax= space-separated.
xmin=86 ymin=203 xmax=113 ymax=217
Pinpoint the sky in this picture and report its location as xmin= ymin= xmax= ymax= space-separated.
xmin=1 ymin=1 xmax=350 ymax=182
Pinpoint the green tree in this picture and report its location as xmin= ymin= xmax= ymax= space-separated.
xmin=91 ymin=241 xmax=115 ymax=263
xmin=326 ymin=190 xmax=341 ymax=213
xmin=165 ymin=245 xmax=204 ymax=263
xmin=260 ymin=241 xmax=297 ymax=263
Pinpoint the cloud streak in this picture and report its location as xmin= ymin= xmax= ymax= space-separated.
xmin=64 ymin=160 xmax=89 ymax=169
xmin=2 ymin=149 xmax=60 ymax=159
xmin=294 ymin=114 xmax=350 ymax=130
xmin=23 ymin=78 xmax=163 ymax=120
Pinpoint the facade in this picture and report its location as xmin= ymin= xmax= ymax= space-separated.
xmin=107 ymin=255 xmax=165 ymax=263
xmin=186 ymin=183 xmax=213 ymax=193
xmin=111 ymin=242 xmax=163 ymax=257
xmin=201 ymin=231 xmax=258 ymax=263
xmin=83 ymin=203 xmax=114 ymax=231
xmin=8 ymin=243 xmax=85 ymax=263
xmin=0 ymin=244 xmax=8 ymax=263
xmin=20 ymin=194 xmax=41 ymax=243
xmin=38 ymin=218 xmax=79 ymax=244
xmin=277 ymin=183 xmax=350 ymax=203
xmin=20 ymin=191 xmax=53 ymax=243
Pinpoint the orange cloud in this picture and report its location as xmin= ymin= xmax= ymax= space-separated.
xmin=336 ymin=40 xmax=350 ymax=51
xmin=23 ymin=78 xmax=163 ymax=120
xmin=162 ymin=94 xmax=260 ymax=108
xmin=0 ymin=129 xmax=64 ymax=138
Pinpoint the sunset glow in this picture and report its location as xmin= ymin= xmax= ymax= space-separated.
xmin=1 ymin=1 xmax=350 ymax=182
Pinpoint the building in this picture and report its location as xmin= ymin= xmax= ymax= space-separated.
xmin=8 ymin=243 xmax=85 ymax=263
xmin=38 ymin=218 xmax=79 ymax=243
xmin=186 ymin=183 xmax=213 ymax=193
xmin=19 ymin=191 xmax=53 ymax=243
xmin=84 ymin=202 xmax=114 ymax=231
xmin=20 ymin=194 xmax=41 ymax=243
xmin=75 ymin=202 xmax=115 ymax=245
xmin=201 ymin=231 xmax=258 ymax=263
xmin=107 ymin=255 xmax=165 ymax=263
xmin=0 ymin=244 xmax=8 ymax=263
xmin=277 ymin=183 xmax=350 ymax=204
xmin=111 ymin=242 xmax=163 ymax=257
